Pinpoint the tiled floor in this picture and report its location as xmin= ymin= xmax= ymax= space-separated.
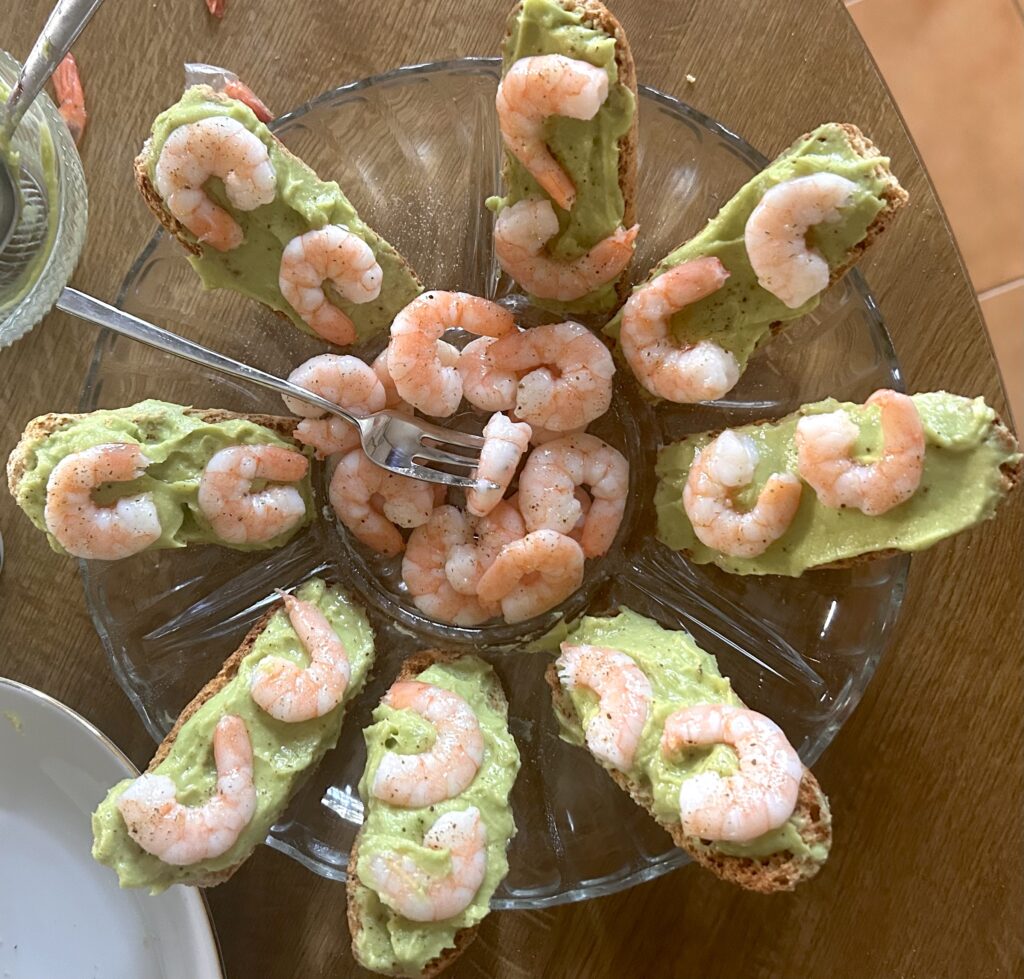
xmin=848 ymin=0 xmax=1024 ymax=422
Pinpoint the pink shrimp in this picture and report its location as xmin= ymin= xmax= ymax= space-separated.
xmin=467 ymin=413 xmax=532 ymax=517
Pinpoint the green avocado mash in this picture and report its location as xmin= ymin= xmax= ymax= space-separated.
xmin=486 ymin=0 xmax=636 ymax=315
xmin=15 ymin=399 xmax=313 ymax=555
xmin=146 ymin=86 xmax=421 ymax=343
xmin=556 ymin=609 xmax=827 ymax=862
xmin=606 ymin=123 xmax=894 ymax=375
xmin=656 ymin=391 xmax=1021 ymax=576
xmin=91 ymin=578 xmax=375 ymax=892
xmin=351 ymin=657 xmax=520 ymax=977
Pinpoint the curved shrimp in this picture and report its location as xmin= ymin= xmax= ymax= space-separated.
xmin=249 ymin=591 xmax=350 ymax=723
xmin=371 ymin=348 xmax=410 ymax=411
xmin=619 ymin=257 xmax=740 ymax=403
xmin=279 ymin=226 xmax=383 ymax=346
xmin=53 ymin=53 xmax=86 ymax=145
xmin=116 ymin=714 xmax=257 ymax=865
xmin=402 ymin=505 xmax=500 ymax=625
xmin=487 ymin=321 xmax=615 ymax=432
xmin=371 ymin=680 xmax=485 ymax=807
xmin=445 ymin=501 xmax=526 ymax=597
xmin=476 ymin=529 xmax=585 ymax=623
xmin=329 ymin=448 xmax=434 ymax=556
xmin=458 ymin=336 xmax=519 ymax=413
xmin=282 ymin=354 xmax=386 ymax=459
xmin=197 ymin=444 xmax=308 ymax=545
xmin=682 ymin=430 xmax=801 ymax=558
xmin=494 ymin=199 xmax=637 ymax=302
xmin=467 ymin=413 xmax=532 ymax=517
xmin=556 ymin=644 xmax=653 ymax=771
xmin=495 ymin=54 xmax=609 ymax=211
xmin=795 ymin=389 xmax=925 ymax=515
xmin=517 ymin=433 xmax=629 ymax=558
xmin=43 ymin=443 xmax=162 ymax=561
xmin=364 ymin=807 xmax=487 ymax=922
xmin=388 ymin=292 xmax=517 ymax=417
xmin=744 ymin=173 xmax=858 ymax=309
xmin=660 ymin=704 xmax=803 ymax=843
xmin=154 ymin=116 xmax=276 ymax=251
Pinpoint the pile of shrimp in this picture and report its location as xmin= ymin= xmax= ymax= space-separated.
xmin=279 ymin=289 xmax=630 ymax=625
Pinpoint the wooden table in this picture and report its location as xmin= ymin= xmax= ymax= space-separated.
xmin=2 ymin=1 xmax=1020 ymax=976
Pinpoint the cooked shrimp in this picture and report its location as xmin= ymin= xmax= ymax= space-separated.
xmin=744 ymin=173 xmax=858 ymax=309
xmin=494 ymin=199 xmax=637 ymax=302
xmin=619 ymin=257 xmax=740 ymax=403
xmin=329 ymin=448 xmax=434 ymax=556
xmin=458 ymin=336 xmax=519 ymax=413
xmin=557 ymin=644 xmax=653 ymax=771
xmin=154 ymin=116 xmax=276 ymax=251
xmin=371 ymin=348 xmax=408 ymax=410
xmin=222 ymin=78 xmax=273 ymax=123
xmin=495 ymin=54 xmax=609 ymax=211
xmin=116 ymin=714 xmax=256 ymax=865
xmin=197 ymin=444 xmax=308 ymax=545
xmin=795 ymin=389 xmax=925 ymax=516
xmin=445 ymin=501 xmax=526 ymax=596
xmin=467 ymin=414 xmax=532 ymax=517
xmin=279 ymin=226 xmax=383 ymax=346
xmin=52 ymin=53 xmax=86 ymax=145
xmin=388 ymin=292 xmax=516 ymax=417
xmin=371 ymin=680 xmax=485 ymax=807
xmin=682 ymin=430 xmax=801 ymax=558
xmin=517 ymin=433 xmax=628 ymax=558
xmin=44 ymin=443 xmax=162 ymax=561
xmin=476 ymin=529 xmax=585 ymax=623
xmin=249 ymin=591 xmax=350 ymax=723
xmin=364 ymin=807 xmax=487 ymax=922
xmin=661 ymin=704 xmax=803 ymax=843
xmin=282 ymin=353 xmax=386 ymax=459
xmin=402 ymin=505 xmax=500 ymax=625
xmin=487 ymin=321 xmax=614 ymax=432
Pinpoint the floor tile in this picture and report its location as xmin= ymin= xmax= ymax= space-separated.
xmin=980 ymin=281 xmax=1024 ymax=425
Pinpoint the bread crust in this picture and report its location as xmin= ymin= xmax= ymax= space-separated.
xmin=544 ymin=661 xmax=832 ymax=893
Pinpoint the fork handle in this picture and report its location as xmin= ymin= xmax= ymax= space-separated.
xmin=55 ymin=287 xmax=364 ymax=426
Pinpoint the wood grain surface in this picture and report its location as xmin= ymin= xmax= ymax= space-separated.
xmin=1 ymin=1 xmax=1021 ymax=977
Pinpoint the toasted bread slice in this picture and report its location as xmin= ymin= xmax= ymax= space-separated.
xmin=545 ymin=661 xmax=832 ymax=893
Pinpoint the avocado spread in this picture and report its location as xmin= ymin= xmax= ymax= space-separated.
xmin=91 ymin=578 xmax=375 ymax=892
xmin=486 ymin=0 xmax=635 ymax=315
xmin=146 ymin=86 xmax=422 ymax=343
xmin=656 ymin=392 xmax=1021 ymax=576
xmin=606 ymin=123 xmax=893 ymax=374
xmin=351 ymin=657 xmax=520 ymax=977
xmin=15 ymin=399 xmax=313 ymax=555
xmin=556 ymin=609 xmax=827 ymax=861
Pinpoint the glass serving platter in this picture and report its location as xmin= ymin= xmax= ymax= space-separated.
xmin=79 ymin=59 xmax=908 ymax=909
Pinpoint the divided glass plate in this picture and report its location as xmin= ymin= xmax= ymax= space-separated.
xmin=79 ymin=59 xmax=907 ymax=909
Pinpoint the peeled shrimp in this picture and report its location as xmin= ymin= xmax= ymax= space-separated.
xmin=279 ymin=226 xmax=382 ymax=346
xmin=487 ymin=321 xmax=614 ymax=432
xmin=116 ymin=714 xmax=256 ymax=865
xmin=467 ymin=413 xmax=532 ymax=517
xmin=795 ymin=389 xmax=925 ymax=515
xmin=43 ymin=443 xmax=162 ymax=560
xmin=682 ymin=430 xmax=801 ymax=558
xmin=494 ymin=199 xmax=637 ymax=302
xmin=329 ymin=448 xmax=434 ymax=556
xmin=387 ymin=292 xmax=516 ymax=417
xmin=517 ymin=433 xmax=629 ymax=558
xmin=496 ymin=54 xmax=609 ymax=211
xmin=154 ymin=116 xmax=276 ymax=251
xmin=197 ymin=444 xmax=308 ymax=545
xmin=282 ymin=353 xmax=386 ymax=459
xmin=364 ymin=807 xmax=487 ymax=922
xmin=249 ymin=592 xmax=350 ymax=723
xmin=372 ymin=680 xmax=485 ymax=807
xmin=53 ymin=53 xmax=86 ymax=145
xmin=744 ymin=173 xmax=858 ymax=309
xmin=445 ymin=501 xmax=526 ymax=597
xmin=476 ymin=529 xmax=584 ymax=623
xmin=661 ymin=704 xmax=803 ymax=843
xmin=371 ymin=348 xmax=408 ymax=410
xmin=458 ymin=336 xmax=519 ymax=413
xmin=619 ymin=257 xmax=740 ymax=403
xmin=556 ymin=644 xmax=653 ymax=771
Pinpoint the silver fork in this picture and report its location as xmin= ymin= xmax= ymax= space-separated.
xmin=55 ymin=288 xmax=491 ymax=490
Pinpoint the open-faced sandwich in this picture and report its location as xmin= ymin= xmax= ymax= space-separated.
xmin=548 ymin=608 xmax=831 ymax=892
xmin=91 ymin=579 xmax=375 ymax=890
xmin=348 ymin=651 xmax=520 ymax=977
